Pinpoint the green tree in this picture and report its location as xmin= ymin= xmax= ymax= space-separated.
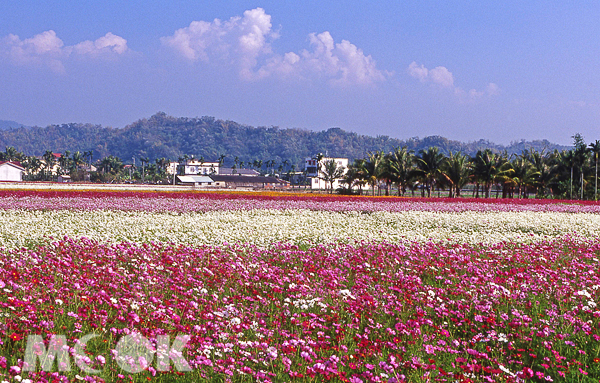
xmin=523 ymin=149 xmax=554 ymax=198
xmin=343 ymin=158 xmax=368 ymax=194
xmin=443 ymin=151 xmax=471 ymax=198
xmin=319 ymin=159 xmax=346 ymax=193
xmin=386 ymin=147 xmax=414 ymax=196
xmin=589 ymin=140 xmax=600 ymax=200
xmin=572 ymin=133 xmax=589 ymax=199
xmin=471 ymin=149 xmax=507 ymax=198
xmin=3 ymin=146 xmax=21 ymax=162
xmin=22 ymin=156 xmax=43 ymax=180
xmin=506 ymin=156 xmax=540 ymax=199
xmin=42 ymin=150 xmax=56 ymax=181
xmin=364 ymin=151 xmax=384 ymax=196
xmin=414 ymin=147 xmax=447 ymax=198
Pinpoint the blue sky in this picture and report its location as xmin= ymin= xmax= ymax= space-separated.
xmin=1 ymin=1 xmax=598 ymax=145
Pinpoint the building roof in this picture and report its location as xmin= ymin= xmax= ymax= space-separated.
xmin=218 ymin=168 xmax=260 ymax=176
xmin=210 ymin=175 xmax=286 ymax=184
xmin=0 ymin=161 xmax=25 ymax=170
xmin=177 ymin=175 xmax=214 ymax=183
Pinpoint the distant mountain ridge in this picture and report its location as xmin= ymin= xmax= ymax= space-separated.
xmin=0 ymin=112 xmax=570 ymax=166
xmin=0 ymin=120 xmax=27 ymax=130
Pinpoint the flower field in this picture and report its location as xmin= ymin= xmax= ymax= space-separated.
xmin=0 ymin=190 xmax=599 ymax=382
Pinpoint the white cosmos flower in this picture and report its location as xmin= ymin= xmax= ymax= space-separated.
xmin=0 ymin=208 xmax=599 ymax=248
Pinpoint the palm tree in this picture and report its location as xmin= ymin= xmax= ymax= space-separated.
xmin=71 ymin=151 xmax=84 ymax=173
xmin=386 ymin=147 xmax=414 ymax=196
xmin=589 ymin=140 xmax=600 ymax=200
xmin=42 ymin=150 xmax=56 ymax=181
xmin=572 ymin=133 xmax=589 ymax=199
xmin=253 ymin=159 xmax=263 ymax=174
xmin=266 ymin=159 xmax=276 ymax=174
xmin=343 ymin=158 xmax=368 ymax=193
xmin=414 ymin=147 xmax=447 ymax=198
xmin=364 ymin=151 xmax=384 ymax=196
xmin=218 ymin=154 xmax=226 ymax=167
xmin=156 ymin=157 xmax=169 ymax=173
xmin=83 ymin=150 xmax=93 ymax=166
xmin=319 ymin=159 xmax=346 ymax=193
xmin=101 ymin=156 xmax=124 ymax=175
xmin=22 ymin=156 xmax=43 ymax=180
xmin=523 ymin=148 xmax=554 ymax=198
xmin=3 ymin=146 xmax=20 ymax=162
xmin=471 ymin=149 xmax=506 ymax=198
xmin=443 ymin=151 xmax=471 ymax=198
xmin=507 ymin=156 xmax=540 ymax=198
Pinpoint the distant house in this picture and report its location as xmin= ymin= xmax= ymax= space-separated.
xmin=57 ymin=175 xmax=71 ymax=183
xmin=210 ymin=175 xmax=288 ymax=189
xmin=305 ymin=157 xmax=348 ymax=190
xmin=183 ymin=160 xmax=220 ymax=175
xmin=0 ymin=161 xmax=24 ymax=182
xmin=38 ymin=153 xmax=63 ymax=176
xmin=177 ymin=175 xmax=220 ymax=187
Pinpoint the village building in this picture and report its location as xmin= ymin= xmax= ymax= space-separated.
xmin=183 ymin=160 xmax=220 ymax=175
xmin=209 ymin=175 xmax=288 ymax=189
xmin=304 ymin=157 xmax=349 ymax=190
xmin=176 ymin=175 xmax=221 ymax=187
xmin=0 ymin=161 xmax=25 ymax=182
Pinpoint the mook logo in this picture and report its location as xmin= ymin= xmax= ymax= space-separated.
xmin=22 ymin=333 xmax=191 ymax=373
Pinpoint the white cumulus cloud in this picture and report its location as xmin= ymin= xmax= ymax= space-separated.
xmin=429 ymin=66 xmax=454 ymax=88
xmin=161 ymin=8 xmax=275 ymax=80
xmin=0 ymin=30 xmax=129 ymax=73
xmin=72 ymin=32 xmax=128 ymax=56
xmin=299 ymin=32 xmax=385 ymax=85
xmin=408 ymin=61 xmax=454 ymax=87
xmin=408 ymin=61 xmax=498 ymax=101
xmin=162 ymin=8 xmax=385 ymax=85
xmin=407 ymin=62 xmax=428 ymax=82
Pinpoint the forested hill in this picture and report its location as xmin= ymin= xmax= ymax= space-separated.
xmin=0 ymin=120 xmax=26 ymax=130
xmin=0 ymin=112 xmax=568 ymax=165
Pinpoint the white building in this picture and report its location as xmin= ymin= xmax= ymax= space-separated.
xmin=177 ymin=175 xmax=222 ymax=187
xmin=183 ymin=160 xmax=220 ymax=175
xmin=0 ymin=161 xmax=24 ymax=182
xmin=305 ymin=157 xmax=348 ymax=190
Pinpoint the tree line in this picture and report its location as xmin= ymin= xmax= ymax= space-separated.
xmin=1 ymin=147 xmax=299 ymax=184
xmin=2 ymin=130 xmax=599 ymax=201
xmin=335 ymin=134 xmax=600 ymax=200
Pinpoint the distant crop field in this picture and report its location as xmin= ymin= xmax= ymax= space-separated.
xmin=0 ymin=190 xmax=599 ymax=382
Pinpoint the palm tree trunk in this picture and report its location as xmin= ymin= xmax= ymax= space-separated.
xmin=581 ymin=171 xmax=584 ymax=200
xmin=570 ymin=167 xmax=573 ymax=199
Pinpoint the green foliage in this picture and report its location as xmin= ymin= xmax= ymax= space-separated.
xmin=0 ymin=113 xmax=570 ymax=168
